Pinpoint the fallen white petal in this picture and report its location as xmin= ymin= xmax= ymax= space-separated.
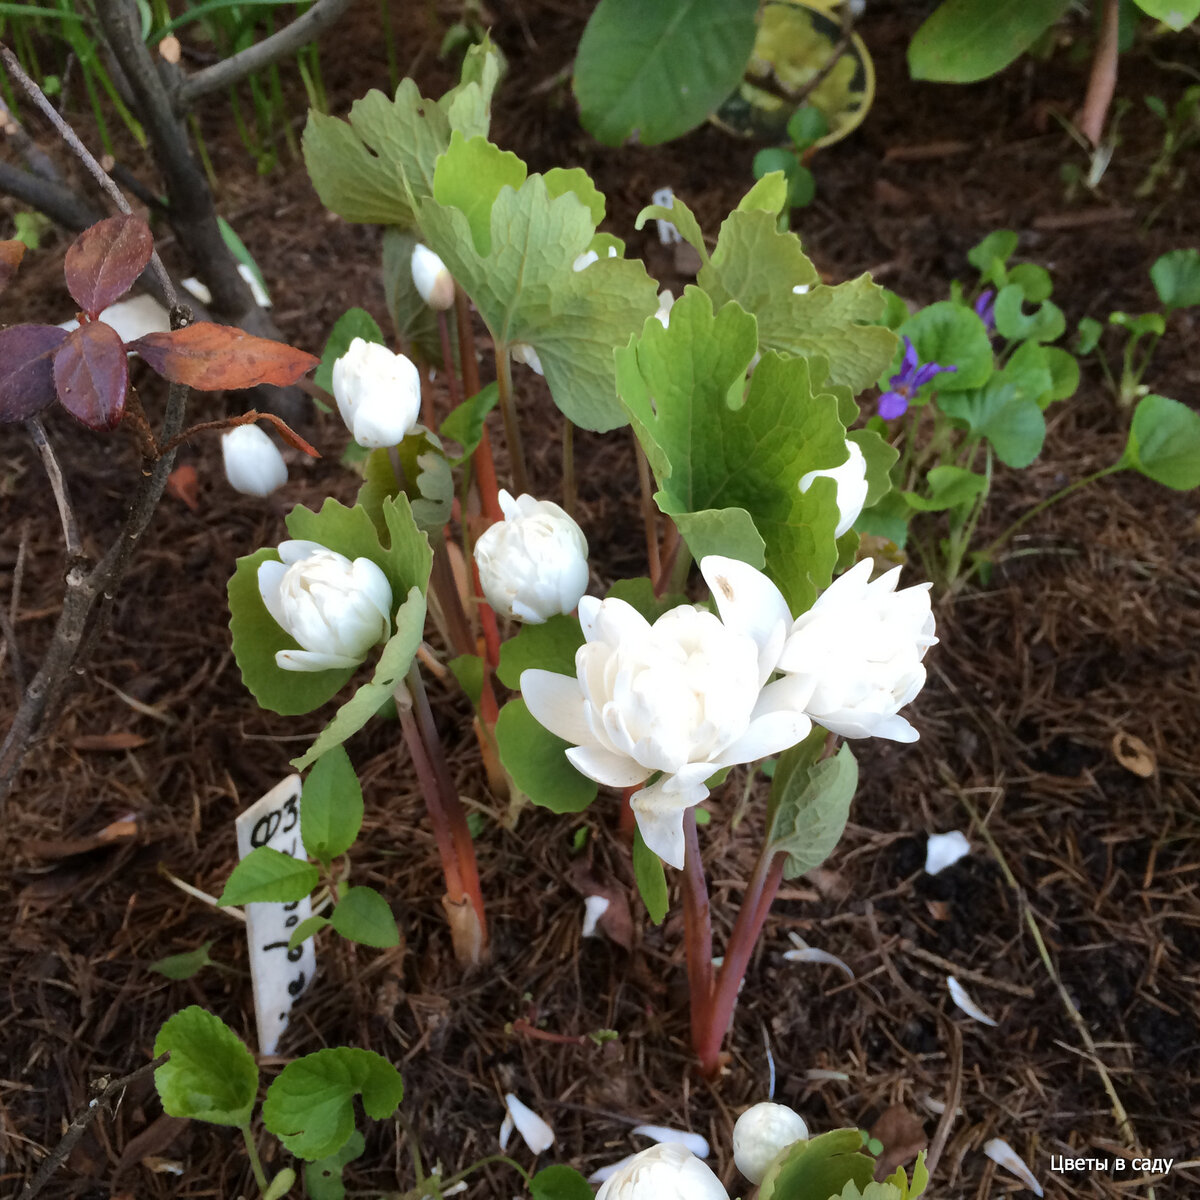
xmin=984 ymin=1137 xmax=1043 ymax=1196
xmin=503 ymin=1093 xmax=555 ymax=1154
xmin=631 ymin=1125 xmax=710 ymax=1159
xmin=498 ymin=1111 xmax=514 ymax=1151
xmin=805 ymin=1069 xmax=850 ymax=1081
xmin=925 ymin=830 xmax=970 ymax=875
xmin=582 ymin=895 xmax=611 ymax=938
xmin=947 ymin=976 xmax=998 ymax=1026
xmin=588 ymin=1154 xmax=637 ymax=1183
xmin=784 ymin=932 xmax=854 ymax=980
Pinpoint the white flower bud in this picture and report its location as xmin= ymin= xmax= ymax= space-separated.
xmin=732 ymin=1102 xmax=809 ymax=1184
xmin=331 ymin=337 xmax=421 ymax=448
xmin=221 ymin=424 xmax=288 ymax=496
xmin=411 ymin=243 xmax=455 ymax=311
xmin=595 ymin=1144 xmax=727 ymax=1200
xmin=654 ymin=289 xmax=675 ymax=328
xmin=257 ymin=540 xmax=393 ymax=672
xmin=474 ymin=489 xmax=589 ymax=624
xmin=798 ymin=439 xmax=869 ymax=538
xmin=510 ymin=342 xmax=544 ymax=376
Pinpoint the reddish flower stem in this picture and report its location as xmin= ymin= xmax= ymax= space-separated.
xmin=436 ymin=308 xmax=461 ymax=411
xmin=681 ymin=809 xmax=714 ymax=1055
xmin=455 ymin=286 xmax=503 ymax=523
xmin=617 ymin=784 xmax=637 ymax=842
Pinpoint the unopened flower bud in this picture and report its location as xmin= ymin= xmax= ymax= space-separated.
xmin=221 ymin=424 xmax=288 ymax=496
xmin=798 ymin=438 xmax=869 ymax=537
xmin=596 ymin=1144 xmax=727 ymax=1200
xmin=411 ymin=243 xmax=455 ymax=311
xmin=331 ymin=337 xmax=421 ymax=448
xmin=733 ymin=1102 xmax=809 ymax=1184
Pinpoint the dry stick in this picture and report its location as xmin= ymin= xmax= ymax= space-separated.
xmin=944 ymin=767 xmax=1151 ymax=1196
xmin=18 ymin=1054 xmax=168 ymax=1200
xmin=681 ymin=809 xmax=715 ymax=1054
xmin=1079 ymin=0 xmax=1122 ymax=148
xmin=924 ymin=1018 xmax=962 ymax=1178
xmin=26 ymin=418 xmax=82 ymax=560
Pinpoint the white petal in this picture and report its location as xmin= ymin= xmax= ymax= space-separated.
xmin=257 ymin=560 xmax=289 ymax=629
xmin=498 ymin=1111 xmax=514 ymax=1151
xmin=712 ymin=710 xmax=811 ymax=769
xmin=947 ymin=975 xmax=998 ymax=1026
xmin=566 ymin=744 xmax=649 ymax=788
xmin=925 ymin=831 xmax=970 ymax=875
xmin=983 ymin=1138 xmax=1043 ymax=1197
xmin=581 ymin=895 xmax=610 ymax=938
xmin=351 ymin=557 xmax=394 ymax=625
xmin=700 ymin=555 xmax=791 ymax=682
xmin=274 ymin=648 xmax=360 ymax=672
xmin=503 ymin=1094 xmax=554 ymax=1155
xmin=629 ymin=774 xmax=708 ymax=870
xmin=588 ymin=1154 xmax=637 ymax=1184
xmin=520 ymin=670 xmax=593 ymax=746
xmin=277 ymin=539 xmax=326 ymax=565
xmin=783 ymin=933 xmax=855 ymax=980
xmin=632 ymin=1125 xmax=710 ymax=1159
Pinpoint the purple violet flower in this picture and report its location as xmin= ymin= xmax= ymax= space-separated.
xmin=878 ymin=337 xmax=957 ymax=420
xmin=974 ymin=288 xmax=997 ymax=334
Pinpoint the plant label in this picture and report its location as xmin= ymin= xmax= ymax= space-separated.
xmin=651 ymin=187 xmax=682 ymax=245
xmin=236 ymin=775 xmax=316 ymax=1054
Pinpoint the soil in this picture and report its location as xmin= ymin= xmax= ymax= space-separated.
xmin=2 ymin=2 xmax=1199 ymax=1198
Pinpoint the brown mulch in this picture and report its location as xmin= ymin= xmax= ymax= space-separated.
xmin=2 ymin=2 xmax=1199 ymax=1198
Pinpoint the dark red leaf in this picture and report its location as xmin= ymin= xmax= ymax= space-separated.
xmin=64 ymin=214 xmax=154 ymax=317
xmin=0 ymin=240 xmax=26 ymax=296
xmin=127 ymin=322 xmax=319 ymax=390
xmin=166 ymin=463 xmax=200 ymax=511
xmin=0 ymin=324 xmax=69 ymax=422
xmin=54 ymin=321 xmax=129 ymax=431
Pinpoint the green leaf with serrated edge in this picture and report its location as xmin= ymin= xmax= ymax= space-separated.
xmin=848 ymin=429 xmax=899 ymax=507
xmin=738 ymin=170 xmax=789 ymax=216
xmin=531 ymin=1164 xmax=594 ymax=1200
xmin=968 ymin=233 xmax=1018 ymax=277
xmin=448 ymin=653 xmax=484 ymax=708
xmin=219 ymin=847 xmax=319 ymax=906
xmin=573 ymin=0 xmax=759 ymax=146
xmin=495 ymin=698 xmax=597 ymax=814
xmin=421 ymin=162 xmax=658 ymax=432
xmin=908 ymin=0 xmax=1071 ymax=83
xmin=767 ymin=744 xmax=858 ymax=880
xmin=228 ymin=548 xmax=356 ymax=717
xmin=897 ymin=301 xmax=993 ymax=392
xmin=659 ymin=500 xmax=767 ymax=569
xmin=616 ymin=287 xmax=845 ymax=614
xmin=604 ymin=577 xmax=689 ymax=622
xmin=302 ymin=80 xmax=451 ymax=226
xmin=304 ymin=1129 xmax=366 ymax=1200
xmin=938 ymin=380 xmax=1046 ymax=468
xmin=902 ymin=465 xmax=987 ymax=512
xmin=497 ymin=614 xmax=584 ymax=690
xmin=262 ymin=1047 xmax=404 ymax=1161
xmin=1040 ymin=346 xmax=1080 ymax=406
xmin=1121 ymin=394 xmax=1200 ymax=490
xmin=632 ymin=825 xmax=668 ymax=923
xmin=357 ymin=433 xmax=453 ymax=537
xmin=149 ymin=941 xmax=214 ymax=980
xmin=838 ymin=1182 xmax=903 ymax=1200
xmin=1132 ymin=0 xmax=1200 ymax=30
xmin=331 ymin=886 xmax=399 ymax=948
xmin=1075 ymin=316 xmax=1103 ymax=354
xmin=288 ymin=915 xmax=331 ymax=951
xmin=153 ymin=1006 xmax=258 ymax=1127
xmin=993 ymin=285 xmax=1065 ymax=343
xmin=440 ymin=382 xmax=499 ymax=466
xmin=1151 ymin=247 xmax=1200 ymax=310
xmin=1007 ymin=262 xmax=1053 ymax=304
xmin=291 ymin=586 xmax=427 ymax=772
xmin=856 ymin=490 xmax=911 ymax=549
xmin=263 ymin=1167 xmax=296 ymax=1200
xmin=381 ymin=229 xmax=441 ymax=366
xmin=544 ymin=167 xmax=606 ymax=226
xmin=758 ymin=1129 xmax=876 ymax=1200
xmin=301 ymin=746 xmax=364 ymax=866
xmin=635 ymin=198 xmax=709 ymax=267
xmin=432 ymin=132 xmax=526 ymax=255
xmin=315 ymin=308 xmax=384 ymax=395
xmin=439 ymin=34 xmax=505 ymax=137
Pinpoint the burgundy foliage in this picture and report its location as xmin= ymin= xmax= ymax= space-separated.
xmin=0 ymin=325 xmax=70 ymax=423
xmin=63 ymin=214 xmax=154 ymax=317
xmin=53 ymin=321 xmax=130 ymax=432
xmin=127 ymin=322 xmax=319 ymax=390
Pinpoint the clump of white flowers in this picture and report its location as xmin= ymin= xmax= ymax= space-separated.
xmin=732 ymin=1102 xmax=809 ymax=1184
xmin=474 ymin=490 xmax=590 ymax=624
xmin=595 ymin=1143 xmax=727 ymax=1200
xmin=221 ymin=424 xmax=288 ymax=497
xmin=411 ymin=243 xmax=455 ymax=311
xmin=331 ymin=338 xmax=421 ymax=448
xmin=258 ymin=540 xmax=393 ymax=672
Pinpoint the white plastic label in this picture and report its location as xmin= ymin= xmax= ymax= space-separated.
xmin=235 ymin=774 xmax=316 ymax=1054
xmin=651 ymin=187 xmax=682 ymax=245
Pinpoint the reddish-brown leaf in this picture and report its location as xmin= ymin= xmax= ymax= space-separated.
xmin=0 ymin=239 xmax=26 ymax=296
xmin=0 ymin=324 xmax=70 ymax=422
xmin=54 ymin=321 xmax=130 ymax=431
xmin=166 ymin=463 xmax=200 ymax=511
xmin=869 ymin=1105 xmax=928 ymax=1181
xmin=127 ymin=323 xmax=319 ymax=390
xmin=72 ymin=731 xmax=150 ymax=752
xmin=64 ymin=214 xmax=154 ymax=317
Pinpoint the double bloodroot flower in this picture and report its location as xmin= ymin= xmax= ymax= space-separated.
xmin=878 ymin=336 xmax=957 ymax=419
xmin=595 ymin=1143 xmax=727 ymax=1200
xmin=258 ymin=540 xmax=393 ymax=672
xmin=522 ymin=555 xmax=935 ymax=865
xmin=411 ymin=243 xmax=455 ymax=311
xmin=474 ymin=490 xmax=590 ymax=623
xmin=732 ymin=1102 xmax=809 ymax=1184
xmin=331 ymin=338 xmax=422 ymax=448
xmin=221 ymin=424 xmax=288 ymax=497
xmin=798 ymin=438 xmax=869 ymax=537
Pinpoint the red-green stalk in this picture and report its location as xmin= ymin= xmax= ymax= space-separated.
xmin=681 ymin=809 xmax=714 ymax=1053
xmin=455 ymin=286 xmax=503 ymax=524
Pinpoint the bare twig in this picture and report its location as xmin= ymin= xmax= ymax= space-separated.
xmin=0 ymin=41 xmax=177 ymax=307
xmin=0 ymin=158 xmax=103 ymax=232
xmin=1079 ymin=0 xmax=1121 ymax=147
xmin=0 ymin=603 xmax=23 ymax=695
xmin=27 ymin=418 xmax=83 ymax=559
xmin=179 ymin=0 xmax=354 ymax=103
xmin=18 ymin=1054 xmax=168 ymax=1200
xmin=924 ymin=1018 xmax=961 ymax=1177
